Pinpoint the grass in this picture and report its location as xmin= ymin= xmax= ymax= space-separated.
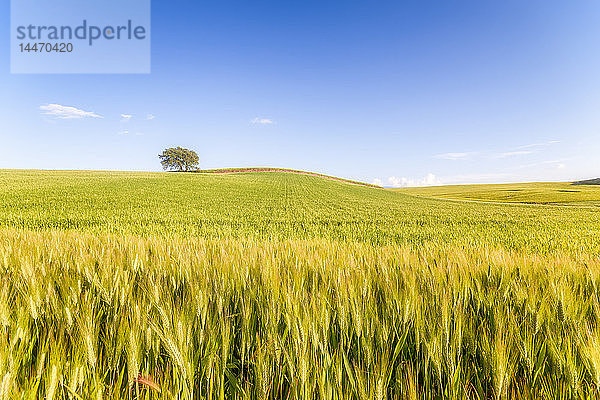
xmin=1 ymin=169 xmax=600 ymax=399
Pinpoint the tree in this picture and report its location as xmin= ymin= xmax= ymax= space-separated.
xmin=158 ymin=147 xmax=199 ymax=171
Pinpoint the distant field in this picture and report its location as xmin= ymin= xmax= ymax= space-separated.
xmin=398 ymin=181 xmax=600 ymax=206
xmin=1 ymin=170 xmax=599 ymax=252
xmin=2 ymin=170 xmax=600 ymax=399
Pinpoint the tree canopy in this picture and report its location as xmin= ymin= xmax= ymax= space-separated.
xmin=158 ymin=147 xmax=199 ymax=172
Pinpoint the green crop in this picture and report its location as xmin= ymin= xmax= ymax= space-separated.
xmin=1 ymin=170 xmax=599 ymax=254
xmin=0 ymin=170 xmax=600 ymax=399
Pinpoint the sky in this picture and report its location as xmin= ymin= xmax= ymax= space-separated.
xmin=1 ymin=0 xmax=599 ymax=186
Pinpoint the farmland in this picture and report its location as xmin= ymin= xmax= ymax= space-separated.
xmin=1 ymin=170 xmax=600 ymax=399
xmin=1 ymin=170 xmax=599 ymax=253
xmin=398 ymin=182 xmax=600 ymax=206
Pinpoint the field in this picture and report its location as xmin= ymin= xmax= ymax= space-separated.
xmin=398 ymin=182 xmax=600 ymax=206
xmin=1 ymin=170 xmax=600 ymax=399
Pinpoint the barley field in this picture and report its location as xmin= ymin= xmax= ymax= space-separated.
xmin=1 ymin=170 xmax=600 ymax=399
xmin=399 ymin=182 xmax=600 ymax=206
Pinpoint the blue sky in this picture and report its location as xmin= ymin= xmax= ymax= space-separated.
xmin=1 ymin=0 xmax=599 ymax=186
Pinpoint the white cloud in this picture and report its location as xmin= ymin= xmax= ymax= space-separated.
xmin=121 ymin=114 xmax=133 ymax=121
xmin=441 ymin=172 xmax=512 ymax=185
xmin=388 ymin=173 xmax=441 ymax=188
xmin=496 ymin=150 xmax=534 ymax=158
xmin=433 ymin=140 xmax=559 ymax=162
xmin=434 ymin=152 xmax=474 ymax=161
xmin=118 ymin=130 xmax=129 ymax=135
xmin=372 ymin=178 xmax=383 ymax=186
xmin=251 ymin=117 xmax=274 ymax=125
xmin=516 ymin=140 xmax=560 ymax=150
xmin=515 ymin=158 xmax=570 ymax=170
xmin=146 ymin=114 xmax=155 ymax=120
xmin=557 ymin=163 xmax=566 ymax=169
xmin=40 ymin=104 xmax=102 ymax=119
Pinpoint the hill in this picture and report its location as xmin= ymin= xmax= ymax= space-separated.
xmin=574 ymin=177 xmax=600 ymax=185
xmin=196 ymin=167 xmax=382 ymax=188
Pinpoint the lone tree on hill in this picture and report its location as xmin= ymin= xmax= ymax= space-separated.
xmin=158 ymin=147 xmax=199 ymax=171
